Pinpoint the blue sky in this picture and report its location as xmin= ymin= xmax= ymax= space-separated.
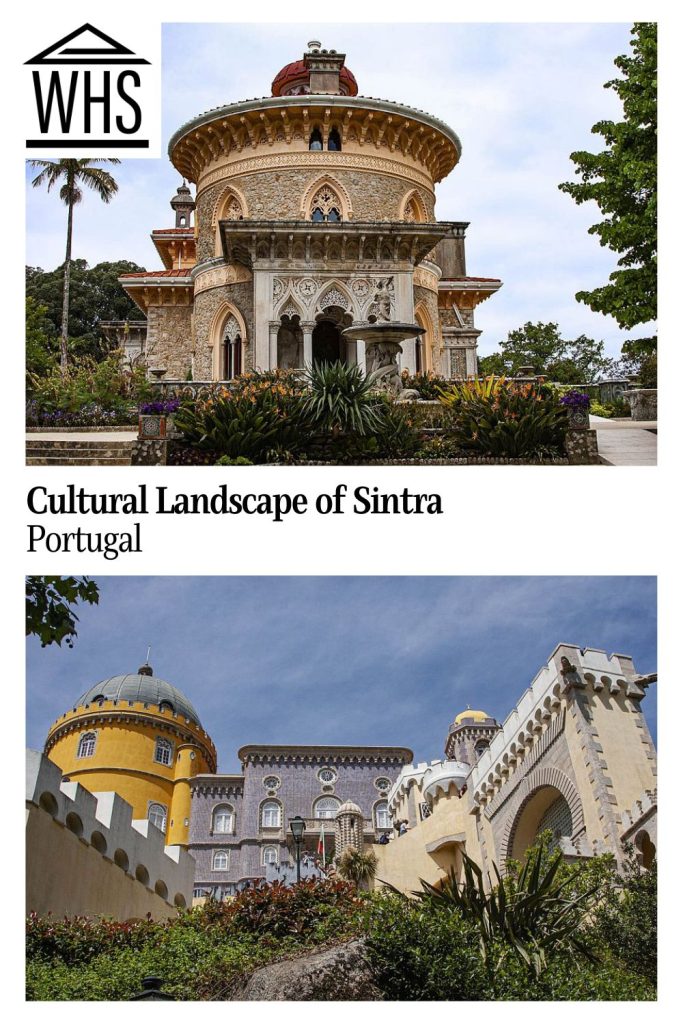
xmin=26 ymin=577 xmax=657 ymax=772
xmin=25 ymin=22 xmax=652 ymax=360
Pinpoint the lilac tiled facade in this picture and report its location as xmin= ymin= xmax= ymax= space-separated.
xmin=189 ymin=745 xmax=412 ymax=897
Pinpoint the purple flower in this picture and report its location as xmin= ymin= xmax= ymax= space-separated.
xmin=139 ymin=399 xmax=180 ymax=415
xmin=559 ymin=390 xmax=590 ymax=409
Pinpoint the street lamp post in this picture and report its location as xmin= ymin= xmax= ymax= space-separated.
xmin=289 ymin=815 xmax=306 ymax=883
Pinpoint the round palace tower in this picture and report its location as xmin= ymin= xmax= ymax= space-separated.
xmin=120 ymin=41 xmax=501 ymax=381
xmin=44 ymin=663 xmax=217 ymax=847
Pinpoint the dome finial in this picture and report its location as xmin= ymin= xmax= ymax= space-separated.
xmin=138 ymin=645 xmax=153 ymax=676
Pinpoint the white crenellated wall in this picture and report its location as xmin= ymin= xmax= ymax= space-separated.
xmin=26 ymin=749 xmax=195 ymax=918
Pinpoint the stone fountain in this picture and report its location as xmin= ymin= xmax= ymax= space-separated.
xmin=341 ymin=282 xmax=425 ymax=398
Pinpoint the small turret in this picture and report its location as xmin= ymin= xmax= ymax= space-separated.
xmin=170 ymin=181 xmax=195 ymax=228
xmin=445 ymin=707 xmax=500 ymax=764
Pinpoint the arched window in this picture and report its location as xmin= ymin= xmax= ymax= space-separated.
xmin=221 ymin=313 xmax=243 ymax=380
xmin=154 ymin=737 xmax=173 ymax=766
xmin=148 ymin=803 xmax=167 ymax=834
xmin=314 ymin=797 xmax=341 ymax=820
xmin=415 ymin=336 xmax=423 ymax=374
xmin=159 ymin=700 xmax=174 ymax=713
xmin=261 ymin=800 xmax=282 ymax=828
xmin=212 ymin=850 xmax=229 ymax=871
xmin=309 ymin=127 xmax=323 ymax=151
xmin=375 ymin=801 xmax=391 ymax=829
xmin=474 ymin=740 xmax=489 ymax=759
xmin=77 ymin=732 xmax=97 ymax=758
xmin=262 ymin=845 xmax=279 ymax=866
xmin=309 ymin=185 xmax=342 ymax=223
xmin=212 ymin=805 xmax=235 ymax=834
xmin=328 ymin=127 xmax=341 ymax=151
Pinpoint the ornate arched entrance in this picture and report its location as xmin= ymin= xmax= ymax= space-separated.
xmin=312 ymin=306 xmax=352 ymax=364
xmin=277 ymin=314 xmax=303 ymax=369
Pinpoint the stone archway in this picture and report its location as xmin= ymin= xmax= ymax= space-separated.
xmin=499 ymin=766 xmax=584 ymax=864
xmin=312 ymin=306 xmax=353 ymax=364
xmin=277 ymin=315 xmax=303 ymax=369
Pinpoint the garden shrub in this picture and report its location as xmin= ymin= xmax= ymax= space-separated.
xmin=26 ymin=879 xmax=366 ymax=1001
xmin=27 ymin=350 xmax=150 ymax=424
xmin=439 ymin=379 xmax=567 ymax=459
xmin=174 ymin=389 xmax=302 ymax=464
xmin=589 ymin=398 xmax=631 ymax=418
xmin=400 ymin=370 xmax=448 ymax=400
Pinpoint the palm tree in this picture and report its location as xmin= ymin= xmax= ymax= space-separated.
xmin=29 ymin=159 xmax=120 ymax=374
xmin=336 ymin=847 xmax=378 ymax=890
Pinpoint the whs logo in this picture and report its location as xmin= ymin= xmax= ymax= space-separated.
xmin=24 ymin=23 xmax=159 ymax=156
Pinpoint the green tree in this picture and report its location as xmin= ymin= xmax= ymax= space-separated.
xmin=26 ymin=261 xmax=145 ymax=360
xmin=26 ymin=576 xmax=99 ymax=648
xmin=26 ymin=297 xmax=57 ymax=384
xmin=29 ymin=160 xmax=121 ymax=373
xmin=558 ymin=24 xmax=657 ymax=331
xmin=481 ymin=321 xmax=613 ymax=383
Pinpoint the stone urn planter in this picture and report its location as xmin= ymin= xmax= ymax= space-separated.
xmin=626 ymin=389 xmax=657 ymax=421
xmin=565 ymin=405 xmax=590 ymax=430
xmin=559 ymin=391 xmax=591 ymax=430
xmin=138 ymin=414 xmax=168 ymax=440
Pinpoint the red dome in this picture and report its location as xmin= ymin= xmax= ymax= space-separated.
xmin=271 ymin=59 xmax=358 ymax=97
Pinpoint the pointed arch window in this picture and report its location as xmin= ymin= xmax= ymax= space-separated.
xmin=212 ymin=850 xmax=229 ymax=871
xmin=309 ymin=184 xmax=342 ymax=223
xmin=328 ymin=127 xmax=342 ymax=151
xmin=154 ymin=737 xmax=173 ymax=766
xmin=309 ymin=127 xmax=323 ymax=151
xmin=212 ymin=804 xmax=235 ymax=834
xmin=375 ymin=801 xmax=391 ymax=829
xmin=261 ymin=800 xmax=282 ymax=828
xmin=77 ymin=732 xmax=97 ymax=758
xmin=221 ymin=314 xmax=242 ymax=379
xmin=262 ymin=845 xmax=279 ymax=866
xmin=148 ymin=803 xmax=167 ymax=833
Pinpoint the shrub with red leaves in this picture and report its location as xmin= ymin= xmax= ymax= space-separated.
xmin=198 ymin=878 xmax=363 ymax=938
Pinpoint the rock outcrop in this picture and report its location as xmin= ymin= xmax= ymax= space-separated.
xmin=231 ymin=940 xmax=383 ymax=1001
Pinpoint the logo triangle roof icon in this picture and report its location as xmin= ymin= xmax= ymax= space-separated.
xmin=25 ymin=23 xmax=150 ymax=64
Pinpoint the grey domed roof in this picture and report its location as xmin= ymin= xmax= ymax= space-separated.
xmin=75 ymin=671 xmax=201 ymax=726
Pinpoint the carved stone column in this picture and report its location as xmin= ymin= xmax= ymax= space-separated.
xmin=301 ymin=321 xmax=315 ymax=368
xmin=268 ymin=321 xmax=280 ymax=371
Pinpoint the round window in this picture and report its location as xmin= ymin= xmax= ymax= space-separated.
xmin=318 ymin=767 xmax=337 ymax=784
xmin=263 ymin=775 xmax=280 ymax=790
xmin=375 ymin=777 xmax=391 ymax=792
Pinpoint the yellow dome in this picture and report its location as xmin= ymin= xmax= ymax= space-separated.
xmin=454 ymin=709 xmax=490 ymax=725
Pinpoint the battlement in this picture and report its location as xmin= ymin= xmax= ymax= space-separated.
xmin=26 ymin=749 xmax=195 ymax=913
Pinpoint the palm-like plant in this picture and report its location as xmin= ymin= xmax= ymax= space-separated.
xmin=336 ymin=847 xmax=378 ymax=890
xmin=300 ymin=360 xmax=386 ymax=436
xmin=408 ymin=848 xmax=600 ymax=979
xmin=30 ymin=159 xmax=120 ymax=373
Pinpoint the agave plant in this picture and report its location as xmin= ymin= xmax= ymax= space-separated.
xmin=407 ymin=847 xmax=600 ymax=979
xmin=336 ymin=847 xmax=378 ymax=890
xmin=300 ymin=361 xmax=386 ymax=437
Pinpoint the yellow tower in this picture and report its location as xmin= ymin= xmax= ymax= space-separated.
xmin=44 ymin=664 xmax=216 ymax=847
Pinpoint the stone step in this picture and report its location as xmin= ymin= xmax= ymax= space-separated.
xmin=26 ymin=438 xmax=134 ymax=466
xmin=26 ymin=441 xmax=134 ymax=451
xmin=27 ymin=456 xmax=132 ymax=466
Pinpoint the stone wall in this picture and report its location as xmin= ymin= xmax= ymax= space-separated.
xmin=196 ymin=171 xmax=435 ymax=261
xmin=192 ymin=280 xmax=255 ymax=376
xmin=413 ymin=284 xmax=441 ymax=371
xmin=189 ymin=751 xmax=406 ymax=892
xmin=146 ymin=305 xmax=194 ymax=379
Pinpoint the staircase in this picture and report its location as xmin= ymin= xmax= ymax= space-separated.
xmin=26 ymin=438 xmax=134 ymax=466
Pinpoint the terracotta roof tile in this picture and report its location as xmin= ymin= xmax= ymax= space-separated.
xmin=119 ymin=269 xmax=192 ymax=279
